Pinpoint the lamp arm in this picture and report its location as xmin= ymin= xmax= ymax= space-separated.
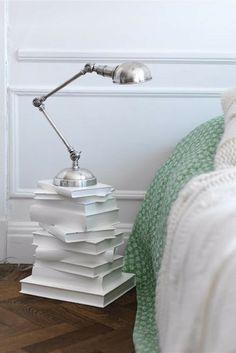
xmin=38 ymin=104 xmax=81 ymax=168
xmin=32 ymin=63 xmax=94 ymax=107
xmin=32 ymin=62 xmax=116 ymax=169
xmin=32 ymin=63 xmax=115 ymax=108
xmin=32 ymin=63 xmax=96 ymax=170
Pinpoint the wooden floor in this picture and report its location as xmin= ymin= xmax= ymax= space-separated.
xmin=0 ymin=265 xmax=136 ymax=353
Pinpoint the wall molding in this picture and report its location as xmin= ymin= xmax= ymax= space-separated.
xmin=7 ymin=221 xmax=40 ymax=264
xmin=16 ymin=49 xmax=236 ymax=65
xmin=10 ymin=86 xmax=225 ymax=98
xmin=9 ymin=88 xmax=148 ymax=200
xmin=8 ymin=221 xmax=41 ymax=235
xmin=7 ymin=221 xmax=133 ymax=264
xmin=8 ymin=86 xmax=224 ymax=200
xmin=0 ymin=219 xmax=8 ymax=261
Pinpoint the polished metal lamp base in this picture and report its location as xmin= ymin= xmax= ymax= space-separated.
xmin=53 ymin=167 xmax=97 ymax=188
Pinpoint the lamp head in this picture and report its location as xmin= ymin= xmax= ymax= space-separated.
xmin=112 ymin=61 xmax=152 ymax=84
xmin=93 ymin=61 xmax=152 ymax=85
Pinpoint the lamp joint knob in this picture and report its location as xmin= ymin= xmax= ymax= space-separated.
xmin=69 ymin=150 xmax=81 ymax=162
xmin=33 ymin=97 xmax=45 ymax=108
xmin=82 ymin=63 xmax=95 ymax=74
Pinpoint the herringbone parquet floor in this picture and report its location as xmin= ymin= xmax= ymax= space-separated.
xmin=0 ymin=265 xmax=136 ymax=353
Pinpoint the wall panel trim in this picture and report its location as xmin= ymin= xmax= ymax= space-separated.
xmin=9 ymin=86 xmax=223 ymax=200
xmin=9 ymin=88 xmax=150 ymax=200
xmin=10 ymin=86 xmax=224 ymax=98
xmin=16 ymin=49 xmax=236 ymax=65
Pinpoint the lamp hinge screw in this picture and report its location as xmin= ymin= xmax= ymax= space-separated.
xmin=32 ymin=97 xmax=45 ymax=108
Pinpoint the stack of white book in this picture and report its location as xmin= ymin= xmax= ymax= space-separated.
xmin=20 ymin=180 xmax=135 ymax=307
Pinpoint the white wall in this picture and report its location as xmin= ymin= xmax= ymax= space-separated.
xmin=2 ymin=0 xmax=236 ymax=262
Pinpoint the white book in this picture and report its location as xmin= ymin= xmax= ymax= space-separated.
xmin=38 ymin=180 xmax=114 ymax=198
xmin=34 ymin=189 xmax=114 ymax=203
xmin=40 ymin=224 xmax=117 ymax=242
xmin=30 ymin=204 xmax=119 ymax=232
xmin=33 ymin=230 xmax=124 ymax=254
xmin=33 ymin=197 xmax=118 ymax=216
xmin=34 ymin=189 xmax=65 ymax=201
xmin=20 ymin=272 xmax=135 ymax=307
xmin=34 ymin=247 xmax=115 ymax=265
xmin=32 ymin=265 xmax=123 ymax=292
xmin=34 ymin=254 xmax=124 ymax=278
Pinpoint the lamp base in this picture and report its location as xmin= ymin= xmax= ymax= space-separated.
xmin=53 ymin=167 xmax=97 ymax=188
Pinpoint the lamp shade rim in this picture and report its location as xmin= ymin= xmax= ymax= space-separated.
xmin=112 ymin=75 xmax=152 ymax=84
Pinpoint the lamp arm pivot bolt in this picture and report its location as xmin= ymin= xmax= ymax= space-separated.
xmin=32 ymin=61 xmax=152 ymax=187
xmin=69 ymin=150 xmax=81 ymax=170
xmin=33 ymin=96 xmax=45 ymax=108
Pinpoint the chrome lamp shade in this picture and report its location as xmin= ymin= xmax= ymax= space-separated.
xmin=113 ymin=62 xmax=152 ymax=84
xmin=33 ymin=61 xmax=152 ymax=188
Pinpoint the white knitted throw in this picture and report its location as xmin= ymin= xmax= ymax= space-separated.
xmin=215 ymin=87 xmax=236 ymax=168
xmin=156 ymin=88 xmax=236 ymax=353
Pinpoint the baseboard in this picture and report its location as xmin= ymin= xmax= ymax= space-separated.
xmin=0 ymin=218 xmax=8 ymax=261
xmin=7 ymin=222 xmax=40 ymax=264
xmin=7 ymin=221 xmax=133 ymax=264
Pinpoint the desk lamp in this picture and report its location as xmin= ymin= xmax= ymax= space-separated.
xmin=33 ymin=62 xmax=152 ymax=188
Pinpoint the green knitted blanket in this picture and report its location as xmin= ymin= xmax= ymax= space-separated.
xmin=123 ymin=116 xmax=224 ymax=353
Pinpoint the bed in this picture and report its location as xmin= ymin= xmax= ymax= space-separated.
xmin=123 ymin=116 xmax=224 ymax=353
